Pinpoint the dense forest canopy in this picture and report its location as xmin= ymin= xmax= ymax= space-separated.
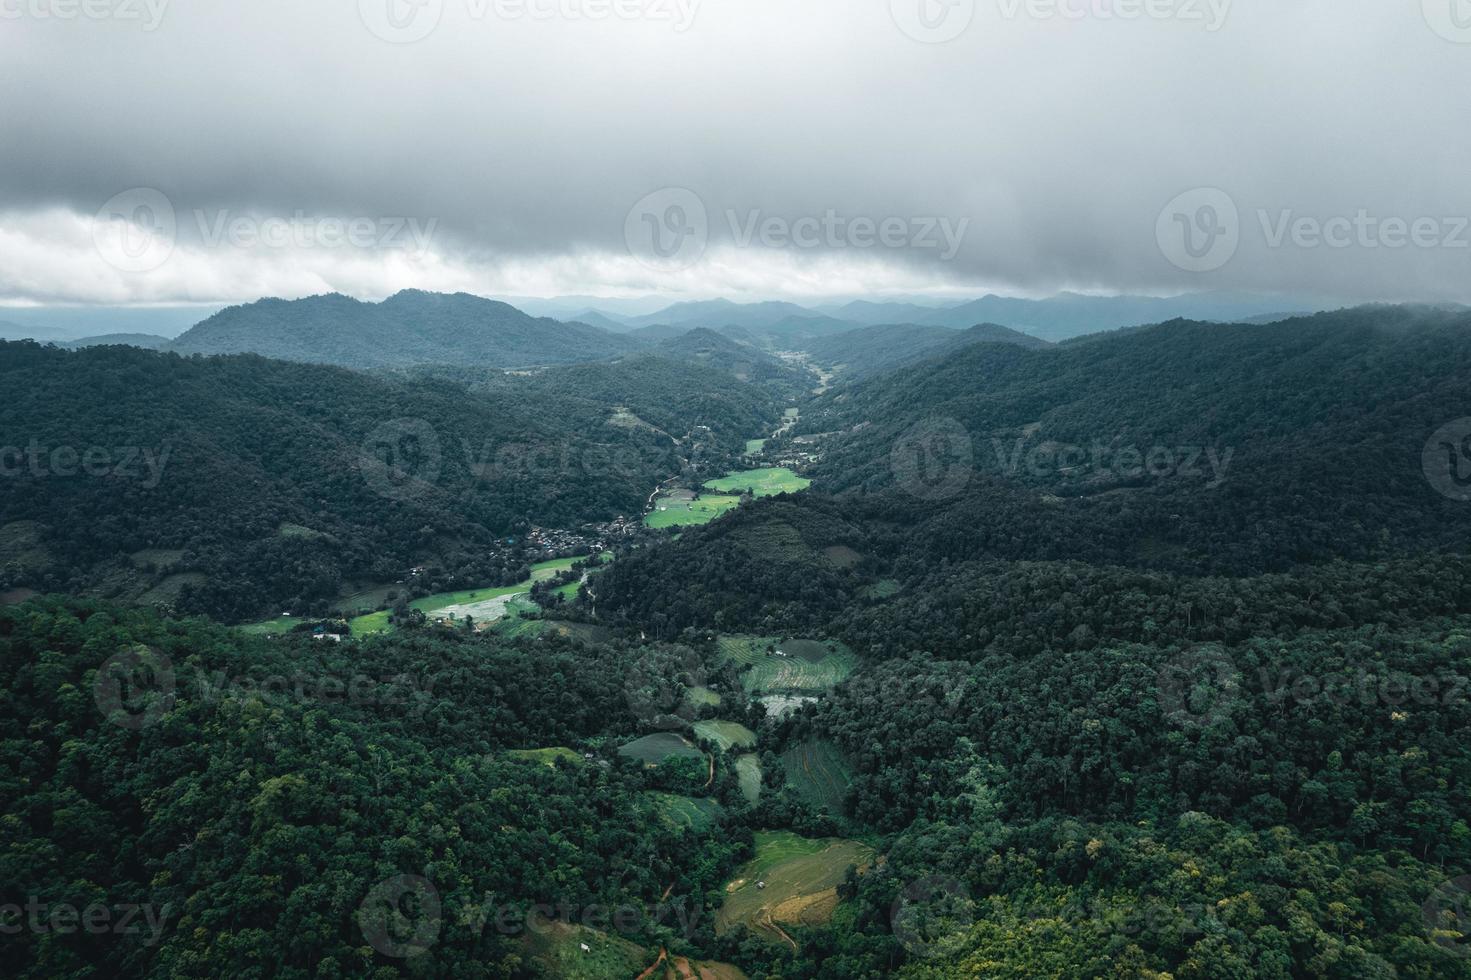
xmin=5 ymin=305 xmax=1471 ymax=978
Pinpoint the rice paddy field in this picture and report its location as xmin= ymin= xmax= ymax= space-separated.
xmin=702 ymin=467 xmax=812 ymax=497
xmin=618 ymin=732 xmax=706 ymax=765
xmin=691 ymin=720 xmax=757 ymax=752
xmin=644 ymin=494 xmax=742 ymax=529
xmin=716 ymin=831 xmax=876 ymax=945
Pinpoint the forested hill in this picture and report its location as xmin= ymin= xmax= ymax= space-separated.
xmin=0 ymin=342 xmax=768 ymax=621
xmin=800 ymin=321 xmax=1048 ymax=378
xmin=169 ymin=289 xmax=642 ymax=369
xmin=597 ymin=305 xmax=1471 ymax=633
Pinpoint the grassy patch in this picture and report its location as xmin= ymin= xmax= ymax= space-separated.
xmin=779 ymin=740 xmax=854 ymax=815
xmin=618 ymin=732 xmax=705 ymax=765
xmin=744 ymin=438 xmax=768 ymax=454
xmin=861 ymin=579 xmax=902 ymax=600
xmin=520 ymin=915 xmax=654 ymax=980
xmin=684 ymin=685 xmax=722 ymax=709
xmin=507 ymin=747 xmax=584 ymax=767
xmin=715 ymin=831 xmax=876 ymax=944
xmin=703 ymin=467 xmax=811 ymax=497
xmin=692 ymin=720 xmax=756 ymax=752
xmin=348 ymin=557 xmax=592 ymax=636
xmin=239 ymin=615 xmax=303 ymax=636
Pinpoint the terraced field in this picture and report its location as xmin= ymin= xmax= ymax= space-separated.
xmin=643 ymin=792 xmax=722 ymax=831
xmin=779 ymin=740 xmax=854 ymax=814
xmin=717 ymin=636 xmax=856 ymax=693
xmin=716 ymin=831 xmax=876 ymax=946
xmin=735 ymin=754 xmax=762 ymax=805
xmin=692 ymin=720 xmax=756 ymax=752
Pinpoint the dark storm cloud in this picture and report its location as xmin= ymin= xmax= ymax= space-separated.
xmin=1 ymin=0 xmax=1469 ymax=303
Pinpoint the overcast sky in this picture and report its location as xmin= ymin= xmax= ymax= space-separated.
xmin=1 ymin=0 xmax=1468 ymax=307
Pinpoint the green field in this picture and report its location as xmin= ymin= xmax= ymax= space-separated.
xmin=716 ymin=831 xmax=876 ymax=943
xmin=780 ymin=740 xmax=854 ymax=814
xmin=735 ymin=754 xmax=762 ymax=805
xmin=238 ymin=615 xmax=303 ymax=636
xmin=507 ymin=747 xmax=584 ymax=767
xmin=692 ymin=720 xmax=757 ymax=752
xmin=745 ymin=438 xmax=768 ymax=454
xmin=347 ymin=557 xmax=591 ymax=636
xmin=644 ymin=792 xmax=722 ymax=831
xmin=685 ymin=685 xmax=722 ymax=708
xmin=703 ymin=467 xmax=811 ymax=497
xmin=717 ymin=636 xmax=856 ymax=693
xmin=645 ymin=494 xmax=742 ymax=529
xmin=618 ymin=732 xmax=706 ymax=765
